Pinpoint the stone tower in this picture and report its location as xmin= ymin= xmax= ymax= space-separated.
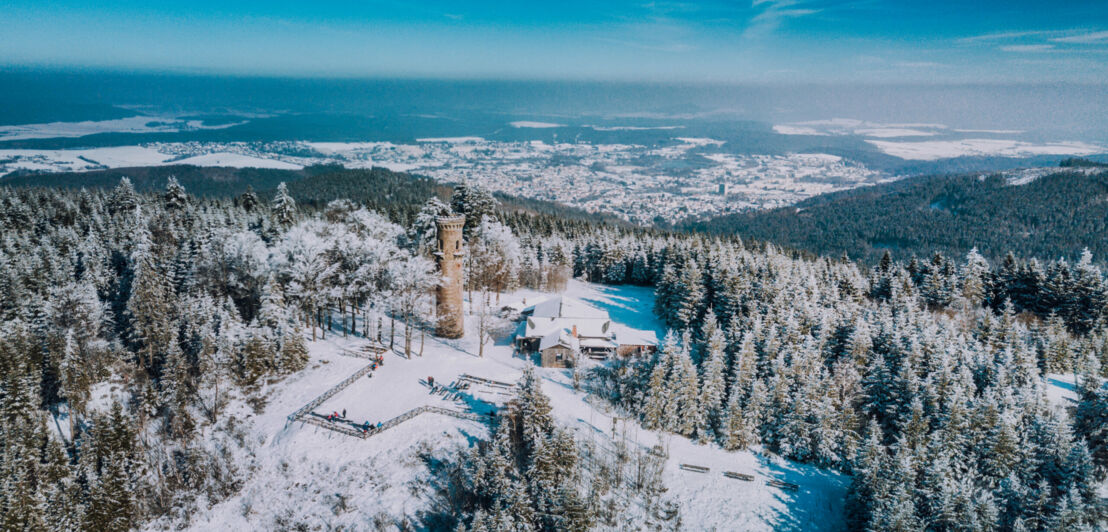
xmin=434 ymin=215 xmax=466 ymax=338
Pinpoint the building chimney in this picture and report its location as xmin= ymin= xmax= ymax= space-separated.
xmin=572 ymin=325 xmax=578 ymax=337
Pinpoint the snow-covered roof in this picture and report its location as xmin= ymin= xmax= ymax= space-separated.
xmin=530 ymin=296 xmax=609 ymax=320
xmin=518 ymin=295 xmax=657 ymax=348
xmin=612 ymin=324 xmax=659 ymax=346
xmin=539 ymin=329 xmax=580 ymax=352
xmin=525 ymin=316 xmax=612 ymax=340
xmin=580 ymin=337 xmax=618 ymax=349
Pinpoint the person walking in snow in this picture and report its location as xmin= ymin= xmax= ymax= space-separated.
xmin=428 ymin=375 xmax=434 ymax=387
xmin=342 ymin=408 xmax=346 ymax=419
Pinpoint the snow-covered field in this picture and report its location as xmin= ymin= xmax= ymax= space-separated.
xmin=867 ymin=138 xmax=1103 ymax=161
xmin=177 ymin=280 xmax=848 ymax=530
xmin=0 ymin=116 xmax=245 ymax=141
xmin=0 ymin=146 xmax=303 ymax=172
xmin=774 ymin=118 xmax=1106 ymax=161
xmin=774 ymin=119 xmax=947 ymax=138
xmin=510 ymin=121 xmax=565 ymax=128
xmin=0 ymin=147 xmax=175 ymax=172
xmin=170 ymin=152 xmax=303 ymax=169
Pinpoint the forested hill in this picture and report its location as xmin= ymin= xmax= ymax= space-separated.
xmin=683 ymin=167 xmax=1108 ymax=264
xmin=0 ymin=164 xmax=626 ymax=227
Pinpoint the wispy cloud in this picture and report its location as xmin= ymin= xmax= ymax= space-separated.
xmin=744 ymin=0 xmax=822 ymax=40
xmin=957 ymin=30 xmax=1056 ymax=44
xmin=1051 ymin=30 xmax=1108 ymax=44
xmin=1000 ymin=44 xmax=1056 ymax=53
xmin=894 ymin=61 xmax=946 ymax=69
xmin=597 ymin=36 xmax=697 ymax=52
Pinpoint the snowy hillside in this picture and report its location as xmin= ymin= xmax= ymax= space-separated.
xmin=169 ymin=280 xmax=847 ymax=531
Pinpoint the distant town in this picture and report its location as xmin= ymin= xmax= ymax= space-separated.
xmin=0 ymin=137 xmax=888 ymax=223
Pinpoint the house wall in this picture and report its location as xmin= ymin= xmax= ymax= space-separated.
xmin=616 ymin=344 xmax=656 ymax=357
xmin=540 ymin=345 xmax=575 ymax=368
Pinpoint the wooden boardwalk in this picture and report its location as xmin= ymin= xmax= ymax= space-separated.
xmin=286 ymin=342 xmax=491 ymax=440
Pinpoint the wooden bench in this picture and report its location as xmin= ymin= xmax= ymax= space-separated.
xmin=767 ymin=479 xmax=799 ymax=492
xmin=679 ymin=463 xmax=710 ymax=473
xmin=724 ymin=471 xmax=755 ymax=481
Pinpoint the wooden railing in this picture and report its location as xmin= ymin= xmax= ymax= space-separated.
xmin=293 ymin=404 xmax=488 ymax=440
xmin=287 ymin=343 xmax=492 ymax=440
xmin=287 ymin=362 xmax=377 ymax=423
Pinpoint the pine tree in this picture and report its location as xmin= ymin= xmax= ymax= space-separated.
xmin=845 ymin=419 xmax=887 ymax=530
xmin=237 ymin=332 xmax=275 ymax=387
xmin=125 ymin=228 xmax=175 ymax=374
xmin=1072 ymin=373 xmax=1108 ymax=480
xmin=238 ymin=185 xmax=260 ymax=212
xmin=674 ymin=258 xmax=705 ymax=330
xmin=109 ymin=177 xmax=138 ymax=215
xmin=961 ymin=247 xmax=990 ymax=307
xmin=271 ymin=182 xmax=298 ymax=227
xmin=83 ymin=402 xmax=139 ymax=532
xmin=450 ymin=182 xmax=499 ymax=236
xmin=641 ymin=350 xmax=671 ymax=431
xmin=697 ymin=325 xmax=726 ymax=441
xmin=164 ymin=176 xmax=188 ymax=211
xmin=670 ymin=332 xmax=701 ymax=437
xmin=160 ymin=341 xmax=195 ymax=439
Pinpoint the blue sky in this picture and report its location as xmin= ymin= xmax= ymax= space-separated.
xmin=2 ymin=0 xmax=1107 ymax=82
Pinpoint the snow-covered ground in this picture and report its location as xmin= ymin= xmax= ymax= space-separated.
xmin=774 ymin=119 xmax=947 ymax=138
xmin=1044 ymin=372 xmax=1107 ymax=412
xmin=1002 ymin=165 xmax=1106 ymax=185
xmin=0 ymin=147 xmax=175 ymax=172
xmin=170 ymin=152 xmax=304 ymax=169
xmin=509 ymin=121 xmax=565 ymax=128
xmin=178 ymin=280 xmax=848 ymax=530
xmin=773 ymin=118 xmax=1106 ymax=161
xmin=0 ymin=146 xmax=302 ymax=172
xmin=867 ymin=138 xmax=1103 ymax=161
xmin=0 ymin=116 xmax=245 ymax=141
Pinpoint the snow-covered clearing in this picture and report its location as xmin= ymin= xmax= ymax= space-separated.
xmin=1044 ymin=372 xmax=1107 ymax=412
xmin=867 ymin=138 xmax=1103 ymax=161
xmin=415 ymin=136 xmax=486 ymax=143
xmin=182 ymin=280 xmax=847 ymax=530
xmin=0 ymin=116 xmax=244 ymax=141
xmin=588 ymin=125 xmax=684 ymax=131
xmin=509 ymin=121 xmax=565 ymax=128
xmin=0 ymin=147 xmax=175 ymax=172
xmin=170 ymin=152 xmax=304 ymax=169
xmin=774 ymin=119 xmax=947 ymax=138
xmin=0 ymin=147 xmax=302 ymax=173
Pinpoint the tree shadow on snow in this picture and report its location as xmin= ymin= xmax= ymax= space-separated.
xmin=411 ymin=428 xmax=489 ymax=531
xmin=755 ymin=452 xmax=848 ymax=531
xmin=576 ymin=285 xmax=667 ymax=339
